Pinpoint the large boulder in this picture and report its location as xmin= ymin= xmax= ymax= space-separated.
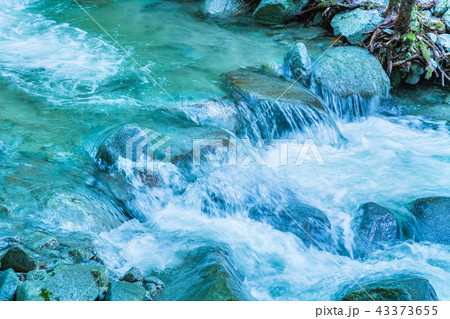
xmin=223 ymin=67 xmax=342 ymax=140
xmin=410 ymin=197 xmax=450 ymax=245
xmin=158 ymin=246 xmax=248 ymax=301
xmin=15 ymin=264 xmax=107 ymax=301
xmin=0 ymin=245 xmax=36 ymax=273
xmin=105 ymin=281 xmax=146 ymax=301
xmin=306 ymin=46 xmax=390 ymax=118
xmin=249 ymin=201 xmax=334 ymax=251
xmin=0 ymin=269 xmax=19 ymax=301
xmin=353 ymin=203 xmax=401 ymax=258
xmin=340 ymin=276 xmax=438 ymax=301
xmin=331 ymin=9 xmax=383 ymax=45
xmin=252 ymin=0 xmax=307 ymax=25
xmin=201 ymin=0 xmax=245 ymax=17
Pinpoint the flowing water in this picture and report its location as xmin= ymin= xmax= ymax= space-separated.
xmin=1 ymin=0 xmax=450 ymax=300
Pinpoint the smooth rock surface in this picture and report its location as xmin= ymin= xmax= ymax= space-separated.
xmin=307 ymin=46 xmax=390 ymax=99
xmin=0 ymin=245 xmax=36 ymax=273
xmin=201 ymin=0 xmax=244 ymax=17
xmin=341 ymin=277 xmax=438 ymax=301
xmin=331 ymin=9 xmax=383 ymax=45
xmin=120 ymin=266 xmax=143 ymax=282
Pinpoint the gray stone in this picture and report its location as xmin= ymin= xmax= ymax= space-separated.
xmin=26 ymin=269 xmax=47 ymax=281
xmin=341 ymin=276 xmax=438 ymax=301
xmin=68 ymin=246 xmax=96 ymax=263
xmin=331 ymin=9 xmax=383 ymax=45
xmin=410 ymin=197 xmax=450 ymax=245
xmin=353 ymin=203 xmax=401 ymax=257
xmin=0 ymin=269 xmax=19 ymax=301
xmin=201 ymin=0 xmax=244 ymax=17
xmin=15 ymin=264 xmax=102 ymax=301
xmin=224 ymin=67 xmax=333 ymax=138
xmin=96 ymin=124 xmax=145 ymax=167
xmin=120 ymin=266 xmax=143 ymax=282
xmin=427 ymin=32 xmax=438 ymax=43
xmin=105 ymin=281 xmax=146 ymax=301
xmin=253 ymin=0 xmax=307 ymax=25
xmin=307 ymin=46 xmax=390 ymax=99
xmin=284 ymin=42 xmax=311 ymax=80
xmin=0 ymin=245 xmax=36 ymax=273
xmin=434 ymin=0 xmax=449 ymax=16
xmin=143 ymin=276 xmax=165 ymax=289
xmin=249 ymin=201 xmax=334 ymax=251
xmin=443 ymin=10 xmax=450 ymax=30
xmin=438 ymin=34 xmax=450 ymax=51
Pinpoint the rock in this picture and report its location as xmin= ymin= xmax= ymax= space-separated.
xmin=331 ymin=9 xmax=383 ymax=45
xmin=201 ymin=0 xmax=244 ymax=17
xmin=422 ymin=18 xmax=446 ymax=32
xmin=443 ymin=10 xmax=450 ymax=30
xmin=353 ymin=203 xmax=401 ymax=257
xmin=252 ymin=0 xmax=307 ymax=25
xmin=284 ymin=42 xmax=311 ymax=80
xmin=341 ymin=276 xmax=438 ymax=301
xmin=120 ymin=267 xmax=143 ymax=282
xmin=25 ymin=232 xmax=59 ymax=251
xmin=434 ymin=0 xmax=449 ymax=17
xmin=143 ymin=276 xmax=165 ymax=289
xmin=105 ymin=281 xmax=146 ymax=301
xmin=15 ymin=264 xmax=104 ymax=301
xmin=419 ymin=10 xmax=432 ymax=18
xmin=26 ymin=269 xmax=47 ymax=281
xmin=158 ymin=246 xmax=248 ymax=301
xmin=306 ymin=46 xmax=390 ymax=118
xmin=0 ymin=269 xmax=19 ymax=301
xmin=223 ymin=67 xmax=340 ymax=139
xmin=96 ymin=124 xmax=146 ymax=167
xmin=68 ymin=246 xmax=96 ymax=263
xmin=427 ymin=32 xmax=438 ymax=43
xmin=249 ymin=201 xmax=334 ymax=251
xmin=0 ymin=245 xmax=36 ymax=273
xmin=405 ymin=63 xmax=425 ymax=85
xmin=438 ymin=34 xmax=450 ymax=51
xmin=410 ymin=197 xmax=450 ymax=245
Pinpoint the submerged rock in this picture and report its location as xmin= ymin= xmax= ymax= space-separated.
xmin=223 ymin=67 xmax=342 ymax=140
xmin=352 ymin=202 xmax=401 ymax=258
xmin=410 ymin=197 xmax=450 ymax=245
xmin=15 ymin=264 xmax=107 ymax=301
xmin=0 ymin=268 xmax=19 ymax=301
xmin=340 ymin=276 xmax=438 ymax=301
xmin=201 ymin=0 xmax=245 ymax=17
xmin=331 ymin=9 xmax=383 ymax=45
xmin=253 ymin=0 xmax=307 ymax=25
xmin=105 ymin=281 xmax=146 ymax=301
xmin=250 ymin=201 xmax=334 ymax=251
xmin=120 ymin=267 xmax=143 ymax=283
xmin=284 ymin=42 xmax=311 ymax=80
xmin=306 ymin=46 xmax=390 ymax=119
xmin=0 ymin=245 xmax=36 ymax=273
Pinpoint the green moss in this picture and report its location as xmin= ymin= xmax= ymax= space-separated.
xmin=39 ymin=288 xmax=53 ymax=301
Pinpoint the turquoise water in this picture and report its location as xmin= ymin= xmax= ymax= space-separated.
xmin=1 ymin=0 xmax=450 ymax=300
